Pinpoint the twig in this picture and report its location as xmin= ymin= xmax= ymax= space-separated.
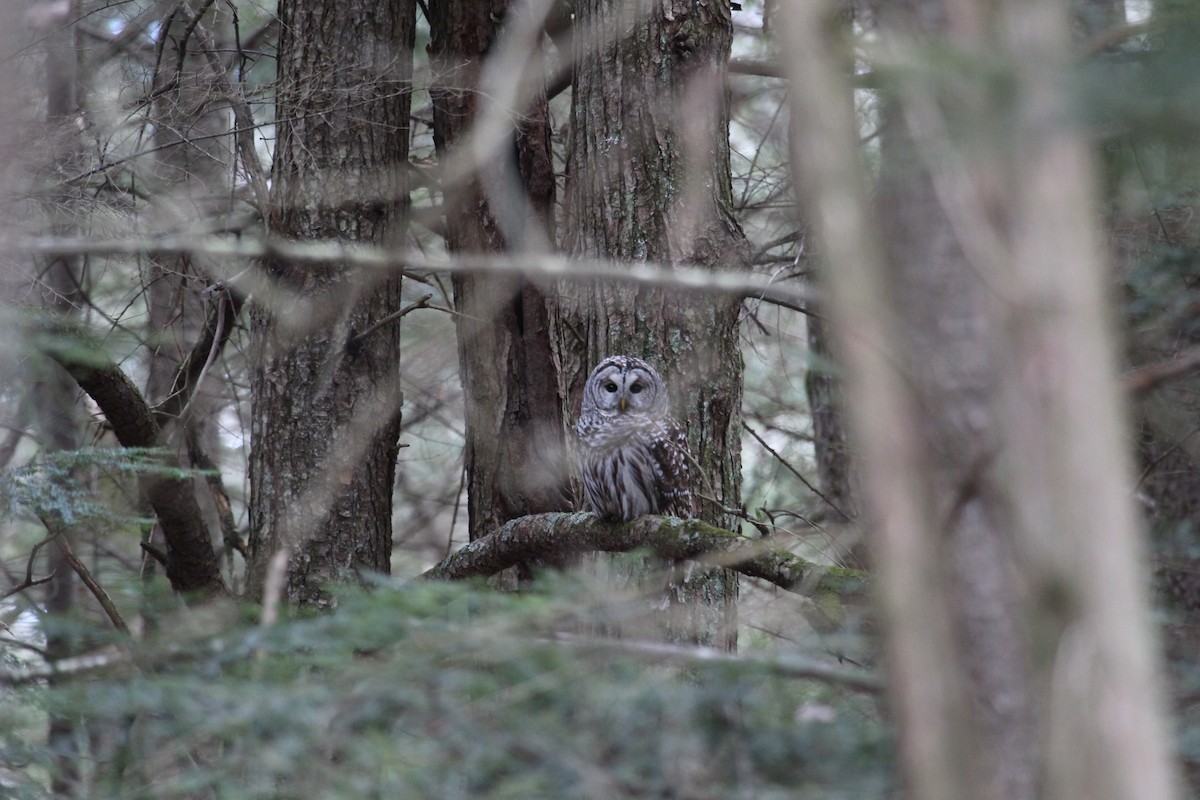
xmin=742 ymin=421 xmax=853 ymax=522
xmin=39 ymin=515 xmax=130 ymax=635
xmin=1125 ymin=345 xmax=1200 ymax=395
xmin=348 ymin=293 xmax=434 ymax=351
xmin=1 ymin=536 xmax=57 ymax=601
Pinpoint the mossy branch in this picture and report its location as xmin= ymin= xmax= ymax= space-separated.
xmin=420 ymin=512 xmax=871 ymax=605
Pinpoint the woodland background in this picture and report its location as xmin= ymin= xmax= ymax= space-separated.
xmin=0 ymin=0 xmax=1197 ymax=797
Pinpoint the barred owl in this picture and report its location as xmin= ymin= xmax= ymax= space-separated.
xmin=577 ymin=355 xmax=695 ymax=522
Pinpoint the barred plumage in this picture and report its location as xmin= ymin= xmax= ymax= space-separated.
xmin=577 ymin=355 xmax=694 ymax=522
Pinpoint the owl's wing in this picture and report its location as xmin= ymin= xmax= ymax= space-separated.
xmin=651 ymin=418 xmax=696 ymax=519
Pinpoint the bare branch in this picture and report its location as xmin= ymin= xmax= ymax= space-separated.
xmin=1 ymin=535 xmax=56 ymax=601
xmin=347 ymin=293 xmax=434 ymax=351
xmin=3 ymin=235 xmax=815 ymax=308
xmin=39 ymin=515 xmax=129 ymax=634
xmin=1125 ymin=345 xmax=1200 ymax=395
xmin=743 ymin=420 xmax=853 ymax=522
xmin=155 ymin=284 xmax=243 ymax=425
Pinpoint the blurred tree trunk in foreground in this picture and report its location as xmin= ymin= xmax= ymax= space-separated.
xmin=247 ymin=0 xmax=414 ymax=606
xmin=784 ymin=0 xmax=1180 ymax=798
xmin=560 ymin=0 xmax=750 ymax=647
xmin=428 ymin=0 xmax=568 ymax=554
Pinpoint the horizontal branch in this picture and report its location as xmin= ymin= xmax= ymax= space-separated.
xmin=3 ymin=234 xmax=814 ymax=309
xmin=420 ymin=511 xmax=870 ymax=604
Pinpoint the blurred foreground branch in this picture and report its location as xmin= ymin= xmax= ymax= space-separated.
xmin=3 ymin=234 xmax=813 ymax=307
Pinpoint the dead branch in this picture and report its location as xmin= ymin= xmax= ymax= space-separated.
xmin=1125 ymin=345 xmax=1200 ymax=395
xmin=38 ymin=514 xmax=130 ymax=634
xmin=546 ymin=632 xmax=883 ymax=693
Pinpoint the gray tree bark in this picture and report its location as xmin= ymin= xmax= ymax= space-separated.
xmin=38 ymin=9 xmax=86 ymax=792
xmin=247 ymin=0 xmax=414 ymax=606
xmin=561 ymin=0 xmax=750 ymax=647
xmin=784 ymin=0 xmax=1180 ymax=797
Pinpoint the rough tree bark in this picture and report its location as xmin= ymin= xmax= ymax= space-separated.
xmin=247 ymin=0 xmax=414 ymax=606
xmin=428 ymin=0 xmax=568 ymax=550
xmin=561 ymin=0 xmax=750 ymax=647
xmin=804 ymin=312 xmax=862 ymax=560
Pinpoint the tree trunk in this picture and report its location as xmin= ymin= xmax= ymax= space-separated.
xmin=784 ymin=0 xmax=1180 ymax=797
xmin=428 ymin=0 xmax=568 ymax=554
xmin=873 ymin=76 xmax=1034 ymax=800
xmin=39 ymin=11 xmax=85 ymax=792
xmin=804 ymin=312 xmax=862 ymax=560
xmin=247 ymin=0 xmax=414 ymax=606
xmin=562 ymin=0 xmax=749 ymax=647
xmin=994 ymin=2 xmax=1178 ymax=796
xmin=144 ymin=0 xmax=236 ymax=585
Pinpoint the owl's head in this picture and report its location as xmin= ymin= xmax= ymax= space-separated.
xmin=582 ymin=355 xmax=669 ymax=418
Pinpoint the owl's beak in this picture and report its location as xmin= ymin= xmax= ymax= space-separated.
xmin=618 ymin=396 xmax=627 ymax=412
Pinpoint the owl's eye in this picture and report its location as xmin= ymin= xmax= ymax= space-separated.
xmin=604 ymin=382 xmax=618 ymax=393
xmin=629 ymin=383 xmax=643 ymax=394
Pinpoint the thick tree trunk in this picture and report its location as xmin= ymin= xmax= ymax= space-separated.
xmin=562 ymin=0 xmax=749 ymax=647
xmin=784 ymin=0 xmax=1180 ymax=797
xmin=247 ymin=0 xmax=414 ymax=606
xmin=874 ymin=82 xmax=1034 ymax=800
xmin=428 ymin=0 xmax=568 ymax=550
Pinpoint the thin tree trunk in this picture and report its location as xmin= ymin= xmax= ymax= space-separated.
xmin=247 ymin=0 xmax=414 ymax=606
xmin=803 ymin=312 xmax=862 ymax=560
xmin=874 ymin=78 xmax=1034 ymax=800
xmin=428 ymin=0 xmax=568 ymax=556
xmin=995 ymin=2 xmax=1177 ymax=796
xmin=39 ymin=8 xmax=85 ymax=792
xmin=144 ymin=0 xmax=235 ymax=585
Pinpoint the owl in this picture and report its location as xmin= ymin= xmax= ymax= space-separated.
xmin=577 ymin=355 xmax=695 ymax=522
